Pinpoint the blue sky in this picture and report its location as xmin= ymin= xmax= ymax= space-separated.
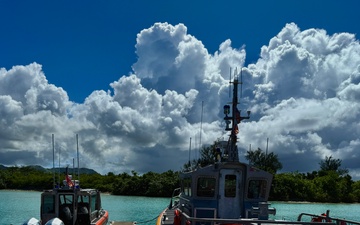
xmin=2 ymin=1 xmax=359 ymax=103
xmin=1 ymin=0 xmax=360 ymax=177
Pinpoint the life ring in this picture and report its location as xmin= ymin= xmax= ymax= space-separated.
xmin=174 ymin=209 xmax=181 ymax=225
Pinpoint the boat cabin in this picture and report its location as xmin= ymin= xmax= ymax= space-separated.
xmin=40 ymin=187 xmax=103 ymax=225
xmin=162 ymin=75 xmax=277 ymax=225
xmin=179 ymin=160 xmax=273 ymax=222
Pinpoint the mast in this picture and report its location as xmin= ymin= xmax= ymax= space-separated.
xmin=223 ymin=68 xmax=251 ymax=162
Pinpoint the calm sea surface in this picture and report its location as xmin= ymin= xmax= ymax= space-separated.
xmin=1 ymin=190 xmax=360 ymax=225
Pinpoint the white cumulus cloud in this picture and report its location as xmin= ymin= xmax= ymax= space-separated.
xmin=1 ymin=22 xmax=360 ymax=179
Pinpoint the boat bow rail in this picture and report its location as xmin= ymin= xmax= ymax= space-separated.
xmin=297 ymin=211 xmax=360 ymax=225
xmin=176 ymin=208 xmax=343 ymax=225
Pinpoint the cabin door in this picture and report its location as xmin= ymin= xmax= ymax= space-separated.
xmin=218 ymin=169 xmax=242 ymax=218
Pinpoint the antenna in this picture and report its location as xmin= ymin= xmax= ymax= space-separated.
xmin=73 ymin=158 xmax=75 ymax=181
xmin=52 ymin=134 xmax=55 ymax=188
xmin=76 ymin=134 xmax=80 ymax=182
xmin=229 ymin=68 xmax=232 ymax=98
xmin=222 ymin=66 xmax=251 ymax=162
xmin=199 ymin=101 xmax=204 ymax=150
xmin=266 ymin=137 xmax=269 ymax=156
xmin=240 ymin=68 xmax=243 ymax=98
xmin=58 ymin=145 xmax=61 ymax=186
xmin=265 ymin=137 xmax=269 ymax=170
xmin=249 ymin=144 xmax=252 ymax=165
xmin=188 ymin=137 xmax=192 ymax=168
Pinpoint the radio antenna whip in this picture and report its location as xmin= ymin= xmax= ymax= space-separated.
xmin=240 ymin=67 xmax=243 ymax=98
xmin=52 ymin=134 xmax=55 ymax=188
xmin=76 ymin=134 xmax=80 ymax=182
xmin=229 ymin=68 xmax=232 ymax=98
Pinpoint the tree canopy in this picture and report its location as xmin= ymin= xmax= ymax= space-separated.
xmin=1 ymin=154 xmax=360 ymax=203
xmin=245 ymin=147 xmax=283 ymax=175
xmin=182 ymin=141 xmax=219 ymax=171
xmin=319 ymin=155 xmax=349 ymax=176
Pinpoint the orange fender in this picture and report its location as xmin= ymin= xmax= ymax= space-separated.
xmin=95 ymin=210 xmax=109 ymax=225
xmin=174 ymin=209 xmax=181 ymax=225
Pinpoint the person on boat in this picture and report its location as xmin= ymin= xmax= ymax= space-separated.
xmin=311 ymin=216 xmax=322 ymax=222
xmin=322 ymin=213 xmax=332 ymax=222
xmin=311 ymin=213 xmax=331 ymax=223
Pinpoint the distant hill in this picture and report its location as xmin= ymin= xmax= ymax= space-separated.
xmin=28 ymin=165 xmax=48 ymax=172
xmin=0 ymin=164 xmax=98 ymax=174
xmin=49 ymin=167 xmax=99 ymax=175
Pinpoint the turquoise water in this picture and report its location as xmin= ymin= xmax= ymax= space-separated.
xmin=102 ymin=194 xmax=169 ymax=223
xmin=0 ymin=190 xmax=168 ymax=225
xmin=1 ymin=190 xmax=360 ymax=225
xmin=270 ymin=202 xmax=360 ymax=222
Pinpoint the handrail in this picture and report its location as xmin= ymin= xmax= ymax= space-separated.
xmin=178 ymin=209 xmax=336 ymax=225
xmin=168 ymin=188 xmax=181 ymax=209
xmin=298 ymin=212 xmax=360 ymax=225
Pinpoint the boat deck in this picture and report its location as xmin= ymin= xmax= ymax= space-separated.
xmin=160 ymin=208 xmax=176 ymax=225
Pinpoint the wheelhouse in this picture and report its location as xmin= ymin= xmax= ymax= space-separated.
xmin=40 ymin=188 xmax=103 ymax=225
xmin=179 ymin=162 xmax=273 ymax=221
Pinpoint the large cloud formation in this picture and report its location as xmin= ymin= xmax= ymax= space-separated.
xmin=1 ymin=22 xmax=360 ymax=179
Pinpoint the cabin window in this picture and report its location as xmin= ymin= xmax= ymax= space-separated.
xmin=42 ymin=195 xmax=55 ymax=213
xmin=224 ymin=175 xmax=237 ymax=197
xmin=77 ymin=195 xmax=90 ymax=213
xmin=247 ymin=180 xmax=267 ymax=199
xmin=197 ymin=177 xmax=216 ymax=197
xmin=91 ymin=194 xmax=97 ymax=211
xmin=59 ymin=194 xmax=73 ymax=205
xmin=182 ymin=178 xmax=192 ymax=197
xmin=78 ymin=195 xmax=90 ymax=204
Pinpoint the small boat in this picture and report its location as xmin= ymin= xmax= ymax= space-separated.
xmin=24 ymin=173 xmax=109 ymax=225
xmin=156 ymin=70 xmax=360 ymax=225
xmin=24 ymin=135 xmax=109 ymax=225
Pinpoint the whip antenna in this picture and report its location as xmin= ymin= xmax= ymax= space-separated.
xmin=52 ymin=134 xmax=55 ymax=188
xmin=76 ymin=134 xmax=80 ymax=182
xmin=240 ymin=68 xmax=243 ymax=98
xmin=229 ymin=68 xmax=232 ymax=98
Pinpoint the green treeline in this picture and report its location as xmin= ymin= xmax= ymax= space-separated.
xmin=2 ymin=146 xmax=360 ymax=202
xmin=80 ymin=170 xmax=179 ymax=197
xmin=271 ymin=171 xmax=360 ymax=203
xmin=0 ymin=167 xmax=179 ymax=197
xmin=244 ymin=147 xmax=360 ymax=203
xmin=1 ymin=165 xmax=360 ymax=202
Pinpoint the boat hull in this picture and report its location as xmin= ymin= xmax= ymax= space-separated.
xmin=91 ymin=210 xmax=109 ymax=225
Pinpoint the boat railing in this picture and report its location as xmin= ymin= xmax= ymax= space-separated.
xmin=297 ymin=212 xmax=360 ymax=225
xmin=168 ymin=188 xmax=181 ymax=209
xmin=178 ymin=208 xmax=342 ymax=225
